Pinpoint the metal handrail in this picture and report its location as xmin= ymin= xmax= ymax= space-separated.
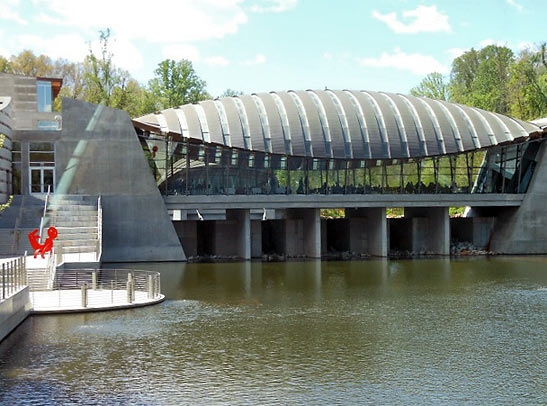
xmin=31 ymin=268 xmax=162 ymax=309
xmin=97 ymin=196 xmax=102 ymax=261
xmin=38 ymin=185 xmax=51 ymax=244
xmin=0 ymin=254 xmax=27 ymax=302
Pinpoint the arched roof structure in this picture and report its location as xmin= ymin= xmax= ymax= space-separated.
xmin=133 ymin=90 xmax=542 ymax=160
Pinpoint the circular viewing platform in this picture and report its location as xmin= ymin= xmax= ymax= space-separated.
xmin=30 ymin=269 xmax=164 ymax=314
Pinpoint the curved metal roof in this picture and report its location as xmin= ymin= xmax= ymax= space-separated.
xmin=133 ymin=90 xmax=541 ymax=160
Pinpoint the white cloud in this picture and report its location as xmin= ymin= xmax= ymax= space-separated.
xmin=506 ymin=0 xmax=523 ymax=11
xmin=357 ymin=47 xmax=449 ymax=75
xmin=517 ymin=41 xmax=535 ymax=51
xmin=15 ymin=33 xmax=88 ymax=61
xmin=13 ymin=33 xmax=144 ymax=71
xmin=33 ymin=0 xmax=248 ymax=43
xmin=446 ymin=48 xmax=467 ymax=59
xmin=372 ymin=5 xmax=451 ymax=34
xmin=323 ymin=52 xmax=332 ymax=60
xmin=162 ymin=44 xmax=200 ymax=62
xmin=479 ymin=39 xmax=508 ymax=47
xmin=250 ymin=0 xmax=297 ymax=13
xmin=243 ymin=53 xmax=266 ymax=65
xmin=205 ymin=56 xmax=230 ymax=66
xmin=0 ymin=0 xmax=27 ymax=25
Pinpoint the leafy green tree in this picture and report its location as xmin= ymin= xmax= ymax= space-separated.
xmin=508 ymin=53 xmax=547 ymax=120
xmin=410 ymin=72 xmax=449 ymax=100
xmin=0 ymin=56 xmax=12 ymax=73
xmin=450 ymin=45 xmax=514 ymax=114
xmin=148 ymin=59 xmax=209 ymax=109
xmin=220 ymin=88 xmax=243 ymax=98
xmin=82 ymin=29 xmax=119 ymax=106
xmin=10 ymin=50 xmax=54 ymax=77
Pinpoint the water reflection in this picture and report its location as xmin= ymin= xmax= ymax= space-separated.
xmin=1 ymin=257 xmax=547 ymax=405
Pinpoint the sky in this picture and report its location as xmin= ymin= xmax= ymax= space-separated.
xmin=0 ymin=0 xmax=545 ymax=97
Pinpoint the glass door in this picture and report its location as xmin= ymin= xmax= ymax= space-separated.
xmin=29 ymin=167 xmax=55 ymax=194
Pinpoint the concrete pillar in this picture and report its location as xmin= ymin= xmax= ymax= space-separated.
xmin=303 ymin=208 xmax=321 ymax=258
xmin=405 ymin=207 xmax=449 ymax=255
xmin=283 ymin=209 xmax=322 ymax=258
xmin=230 ymin=209 xmax=251 ymax=260
xmin=284 ymin=217 xmax=303 ymax=257
xmin=346 ymin=207 xmax=387 ymax=257
xmin=251 ymin=220 xmax=262 ymax=258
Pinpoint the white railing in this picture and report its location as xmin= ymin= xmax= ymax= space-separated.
xmin=46 ymin=247 xmax=57 ymax=290
xmin=38 ymin=185 xmax=51 ymax=244
xmin=96 ymin=196 xmax=102 ymax=261
xmin=31 ymin=269 xmax=162 ymax=310
xmin=0 ymin=255 xmax=26 ymax=301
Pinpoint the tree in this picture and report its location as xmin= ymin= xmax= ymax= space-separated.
xmin=219 ymin=88 xmax=243 ymax=98
xmin=82 ymin=28 xmax=119 ymax=106
xmin=410 ymin=73 xmax=449 ymax=100
xmin=10 ymin=50 xmax=54 ymax=77
xmin=148 ymin=59 xmax=209 ymax=109
xmin=450 ymin=45 xmax=514 ymax=114
xmin=0 ymin=56 xmax=12 ymax=73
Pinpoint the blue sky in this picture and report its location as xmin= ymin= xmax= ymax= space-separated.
xmin=0 ymin=0 xmax=545 ymax=97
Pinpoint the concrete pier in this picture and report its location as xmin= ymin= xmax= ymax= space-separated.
xmin=346 ymin=208 xmax=388 ymax=257
xmin=405 ymin=207 xmax=450 ymax=255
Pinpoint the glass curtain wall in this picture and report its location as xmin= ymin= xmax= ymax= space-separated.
xmin=142 ymin=136 xmax=541 ymax=196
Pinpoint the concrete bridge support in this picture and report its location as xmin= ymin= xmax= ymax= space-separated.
xmin=284 ymin=209 xmax=321 ymax=258
xmin=346 ymin=208 xmax=388 ymax=257
xmin=227 ymin=209 xmax=251 ymax=260
xmin=405 ymin=207 xmax=450 ymax=255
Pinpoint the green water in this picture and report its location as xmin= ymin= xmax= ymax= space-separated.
xmin=1 ymin=257 xmax=547 ymax=405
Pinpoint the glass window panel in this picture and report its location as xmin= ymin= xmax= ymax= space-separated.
xmin=31 ymin=169 xmax=41 ymax=193
xmin=12 ymin=141 xmax=21 ymax=152
xmin=37 ymin=80 xmax=52 ymax=113
xmin=30 ymin=152 xmax=55 ymax=163
xmin=30 ymin=142 xmax=54 ymax=152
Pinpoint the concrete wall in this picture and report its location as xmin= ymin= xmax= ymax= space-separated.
xmin=0 ymin=73 xmax=59 ymax=131
xmin=490 ymin=142 xmax=547 ymax=253
xmin=451 ymin=217 xmax=495 ymax=249
xmin=0 ymin=287 xmax=31 ymax=343
xmin=54 ymin=99 xmax=185 ymax=262
xmin=0 ymin=97 xmax=12 ymax=203
xmin=405 ymin=207 xmax=450 ymax=255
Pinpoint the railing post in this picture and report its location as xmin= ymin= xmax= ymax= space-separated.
xmin=81 ymin=283 xmax=88 ymax=308
xmin=111 ymin=280 xmax=114 ymax=304
xmin=56 ymin=244 xmax=62 ymax=264
xmin=9 ymin=260 xmax=13 ymax=296
xmin=148 ymin=274 xmax=154 ymax=299
xmin=2 ymin=263 xmax=5 ymax=300
xmin=127 ymin=272 xmax=134 ymax=303
xmin=92 ymin=271 xmax=97 ymax=290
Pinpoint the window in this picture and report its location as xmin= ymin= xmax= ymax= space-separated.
xmin=29 ymin=142 xmax=55 ymax=166
xmin=37 ymin=80 xmax=53 ymax=112
xmin=37 ymin=121 xmax=58 ymax=131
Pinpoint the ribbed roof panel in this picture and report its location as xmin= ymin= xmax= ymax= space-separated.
xmin=133 ymin=90 xmax=542 ymax=159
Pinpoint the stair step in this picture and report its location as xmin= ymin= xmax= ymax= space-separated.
xmin=61 ymin=245 xmax=97 ymax=253
xmin=55 ymin=239 xmax=97 ymax=247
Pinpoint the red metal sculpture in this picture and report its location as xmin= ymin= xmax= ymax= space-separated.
xmin=28 ymin=227 xmax=58 ymax=259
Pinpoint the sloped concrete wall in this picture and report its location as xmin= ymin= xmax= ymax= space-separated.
xmin=54 ymin=99 xmax=185 ymax=262
xmin=0 ymin=287 xmax=31 ymax=343
xmin=490 ymin=142 xmax=547 ymax=253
